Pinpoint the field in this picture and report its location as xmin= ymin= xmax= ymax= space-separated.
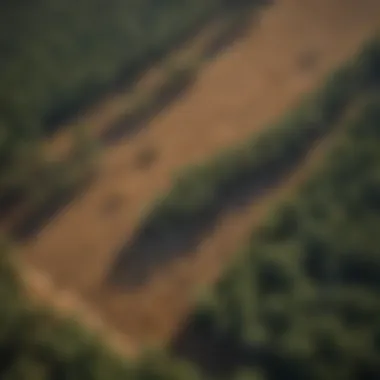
xmin=11 ymin=0 xmax=380 ymax=354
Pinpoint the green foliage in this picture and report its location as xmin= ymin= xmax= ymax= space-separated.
xmin=0 ymin=0 xmax=265 ymax=232
xmin=1 ymin=18 xmax=380 ymax=380
xmin=0 ymin=0 xmax=264 ymax=136
xmin=0 ymin=244 xmax=206 ymax=380
xmin=1 ymin=0 xmax=208 ymax=131
xmin=135 ymin=351 xmax=201 ymax=380
xmin=183 ymin=95 xmax=380 ymax=379
xmin=129 ymin=38 xmax=380 ymax=269
xmin=233 ymin=368 xmax=265 ymax=380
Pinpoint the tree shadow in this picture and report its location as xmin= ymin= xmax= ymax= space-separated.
xmin=9 ymin=174 xmax=94 ymax=241
xmin=99 ymin=7 xmax=264 ymax=146
xmin=3 ymin=2 xmax=273 ymax=241
xmin=44 ymin=2 xmax=270 ymax=137
xmin=99 ymin=73 xmax=197 ymax=145
xmin=0 ymin=190 xmax=23 ymax=223
xmin=203 ymin=7 xmax=259 ymax=60
xmin=42 ymin=14 xmax=211 ymax=134
xmin=106 ymin=124 xmax=323 ymax=290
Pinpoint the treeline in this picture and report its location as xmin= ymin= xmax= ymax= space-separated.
xmin=3 ymin=88 xmax=379 ymax=380
xmin=176 ymin=84 xmax=380 ymax=378
xmin=0 ymin=0 xmax=267 ymax=140
xmin=0 ymin=0 xmax=265 ymax=229
xmin=1 ymin=94 xmax=378 ymax=380
xmin=117 ymin=38 xmax=380 ymax=279
xmin=0 ymin=0 xmax=261 ymax=134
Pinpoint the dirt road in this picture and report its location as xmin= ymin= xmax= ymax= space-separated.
xmin=20 ymin=0 xmax=380 ymax=351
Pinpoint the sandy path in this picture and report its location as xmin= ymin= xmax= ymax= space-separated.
xmin=20 ymin=0 xmax=380 ymax=351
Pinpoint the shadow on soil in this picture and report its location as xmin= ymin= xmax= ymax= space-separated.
xmin=99 ymin=8 xmax=263 ymax=146
xmin=0 ymin=191 xmax=23 ymax=221
xmin=1 ymin=4 xmax=270 ymax=241
xmin=1 ymin=5 xmax=272 ymax=241
xmin=106 ymin=125 xmax=323 ymax=290
xmin=99 ymin=73 xmax=197 ymax=145
xmin=8 ymin=174 xmax=94 ymax=241
xmin=43 ymin=9 xmax=220 ymax=134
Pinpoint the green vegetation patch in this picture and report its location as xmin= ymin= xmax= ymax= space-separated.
xmin=0 ymin=0 xmax=265 ymax=135
xmin=116 ymin=38 xmax=380 ymax=281
xmin=0 ymin=242 xmax=204 ymax=380
xmin=176 ymin=94 xmax=380 ymax=380
xmin=0 ymin=0 xmax=266 ymax=236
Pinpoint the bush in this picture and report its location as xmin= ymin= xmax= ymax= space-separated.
xmin=258 ymin=203 xmax=300 ymax=242
xmin=338 ymin=250 xmax=380 ymax=289
xmin=301 ymin=230 xmax=332 ymax=283
xmin=257 ymin=258 xmax=293 ymax=295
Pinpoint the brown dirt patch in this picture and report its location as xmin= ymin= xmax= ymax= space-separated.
xmin=16 ymin=0 xmax=380 ymax=353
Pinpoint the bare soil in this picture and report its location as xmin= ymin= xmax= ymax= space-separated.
xmin=16 ymin=0 xmax=380 ymax=353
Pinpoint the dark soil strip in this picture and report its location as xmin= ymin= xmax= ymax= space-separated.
xmin=99 ymin=8 xmax=262 ymax=146
xmin=106 ymin=39 xmax=380 ymax=289
xmin=107 ymin=122 xmax=325 ymax=289
xmin=0 ymin=190 xmax=23 ymax=220
xmin=99 ymin=72 xmax=197 ymax=145
xmin=42 ymin=9 xmax=220 ymax=133
xmin=9 ymin=173 xmax=94 ymax=241
xmin=45 ymin=2 xmax=269 ymax=135
xmin=2 ymin=3 xmax=270 ymax=240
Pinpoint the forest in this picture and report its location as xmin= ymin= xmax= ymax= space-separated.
xmin=179 ymin=96 xmax=380 ymax=379
xmin=171 ymin=50 xmax=380 ymax=379
xmin=1 ymin=1 xmax=380 ymax=379
xmin=0 ymin=34 xmax=379 ymax=379
xmin=0 ymin=0 xmax=247 ymax=133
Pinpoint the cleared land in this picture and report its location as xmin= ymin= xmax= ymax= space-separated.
xmin=16 ymin=0 xmax=380 ymax=352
